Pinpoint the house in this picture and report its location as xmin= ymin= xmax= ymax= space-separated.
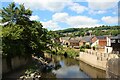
xmin=105 ymin=34 xmax=120 ymax=54
xmin=59 ymin=37 xmax=70 ymax=46
xmin=68 ymin=37 xmax=82 ymax=48
xmin=105 ymin=36 xmax=113 ymax=53
xmin=110 ymin=34 xmax=120 ymax=54
xmin=91 ymin=36 xmax=107 ymax=49
xmin=81 ymin=36 xmax=93 ymax=46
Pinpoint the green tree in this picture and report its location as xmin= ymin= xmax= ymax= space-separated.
xmin=1 ymin=2 xmax=48 ymax=58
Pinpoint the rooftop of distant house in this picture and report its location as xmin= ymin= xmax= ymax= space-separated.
xmin=96 ymin=36 xmax=106 ymax=39
xmin=60 ymin=37 xmax=70 ymax=40
xmin=111 ymin=34 xmax=120 ymax=39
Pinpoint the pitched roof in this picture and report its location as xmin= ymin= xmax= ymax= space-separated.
xmin=69 ymin=40 xmax=80 ymax=43
xmin=82 ymin=36 xmax=92 ymax=42
xmin=69 ymin=37 xmax=82 ymax=43
xmin=111 ymin=34 xmax=120 ymax=39
xmin=96 ymin=36 xmax=106 ymax=39
xmin=69 ymin=37 xmax=82 ymax=41
xmin=61 ymin=37 xmax=70 ymax=40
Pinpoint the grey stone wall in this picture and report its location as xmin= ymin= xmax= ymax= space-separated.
xmin=106 ymin=58 xmax=120 ymax=78
xmin=2 ymin=56 xmax=30 ymax=74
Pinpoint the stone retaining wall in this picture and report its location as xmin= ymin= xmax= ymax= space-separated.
xmin=79 ymin=52 xmax=106 ymax=71
xmin=2 ymin=56 xmax=30 ymax=74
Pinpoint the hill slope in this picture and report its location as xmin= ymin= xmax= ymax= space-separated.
xmin=55 ymin=25 xmax=120 ymax=37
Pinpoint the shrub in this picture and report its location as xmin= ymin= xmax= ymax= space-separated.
xmin=65 ymin=48 xmax=79 ymax=58
xmin=80 ymin=46 xmax=85 ymax=52
xmin=85 ymin=45 xmax=91 ymax=49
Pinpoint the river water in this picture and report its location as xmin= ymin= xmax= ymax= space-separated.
xmin=41 ymin=55 xmax=106 ymax=78
xmin=2 ymin=55 xmax=106 ymax=79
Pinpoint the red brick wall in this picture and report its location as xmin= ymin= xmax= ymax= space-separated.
xmin=99 ymin=39 xmax=107 ymax=47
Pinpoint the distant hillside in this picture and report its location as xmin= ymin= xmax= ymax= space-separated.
xmin=55 ymin=25 xmax=120 ymax=37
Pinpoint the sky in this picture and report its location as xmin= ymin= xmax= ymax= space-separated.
xmin=0 ymin=0 xmax=119 ymax=30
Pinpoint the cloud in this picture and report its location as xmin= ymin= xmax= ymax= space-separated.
xmin=87 ymin=0 xmax=118 ymax=10
xmin=30 ymin=15 xmax=40 ymax=21
xmin=69 ymin=3 xmax=88 ymax=14
xmin=13 ymin=0 xmax=71 ymax=12
xmin=52 ymin=12 xmax=99 ymax=28
xmin=42 ymin=12 xmax=100 ymax=30
xmin=41 ymin=20 xmax=61 ymax=30
xmin=101 ymin=16 xmax=118 ymax=24
xmin=89 ymin=10 xmax=107 ymax=15
xmin=52 ymin=12 xmax=69 ymax=22
xmin=67 ymin=16 xmax=98 ymax=26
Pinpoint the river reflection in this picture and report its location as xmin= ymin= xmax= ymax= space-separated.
xmin=79 ymin=61 xmax=106 ymax=78
xmin=42 ymin=55 xmax=106 ymax=78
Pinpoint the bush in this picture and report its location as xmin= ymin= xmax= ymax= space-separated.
xmin=80 ymin=46 xmax=85 ymax=52
xmin=57 ymin=50 xmax=64 ymax=55
xmin=85 ymin=45 xmax=91 ymax=49
xmin=80 ymin=48 xmax=85 ymax=52
xmin=65 ymin=48 xmax=79 ymax=58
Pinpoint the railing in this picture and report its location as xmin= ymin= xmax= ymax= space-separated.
xmin=82 ymin=50 xmax=119 ymax=61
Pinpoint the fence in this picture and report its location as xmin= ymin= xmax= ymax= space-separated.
xmin=83 ymin=50 xmax=119 ymax=61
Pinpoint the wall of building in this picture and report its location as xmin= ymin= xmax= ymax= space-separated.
xmin=91 ymin=40 xmax=99 ymax=47
xmin=79 ymin=41 xmax=84 ymax=46
xmin=106 ymin=37 xmax=111 ymax=46
xmin=99 ymin=39 xmax=107 ymax=48
xmin=70 ymin=42 xmax=79 ymax=47
xmin=105 ymin=46 xmax=113 ymax=53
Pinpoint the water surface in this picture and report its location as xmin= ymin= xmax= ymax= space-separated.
xmin=41 ymin=55 xmax=106 ymax=78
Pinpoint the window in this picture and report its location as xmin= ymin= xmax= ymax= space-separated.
xmin=111 ymin=39 xmax=116 ymax=43
xmin=118 ymin=39 xmax=120 ymax=43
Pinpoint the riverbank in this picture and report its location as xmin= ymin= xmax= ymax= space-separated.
xmin=2 ymin=55 xmax=54 ymax=79
xmin=2 ymin=53 xmax=108 ymax=79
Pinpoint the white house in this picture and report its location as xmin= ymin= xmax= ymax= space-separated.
xmin=91 ymin=39 xmax=99 ymax=47
xmin=105 ymin=37 xmax=113 ymax=53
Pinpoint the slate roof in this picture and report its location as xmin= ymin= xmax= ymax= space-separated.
xmin=69 ymin=40 xmax=80 ymax=43
xmin=61 ymin=37 xmax=70 ymax=40
xmin=111 ymin=34 xmax=120 ymax=39
xmin=69 ymin=37 xmax=82 ymax=43
xmin=96 ymin=36 xmax=106 ymax=39
xmin=82 ymin=36 xmax=92 ymax=42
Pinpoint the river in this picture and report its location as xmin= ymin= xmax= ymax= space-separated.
xmin=41 ymin=55 xmax=106 ymax=78
xmin=2 ymin=54 xmax=106 ymax=79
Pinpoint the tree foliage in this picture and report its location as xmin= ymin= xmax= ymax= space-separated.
xmin=56 ymin=26 xmax=120 ymax=37
xmin=1 ymin=2 xmax=49 ymax=58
